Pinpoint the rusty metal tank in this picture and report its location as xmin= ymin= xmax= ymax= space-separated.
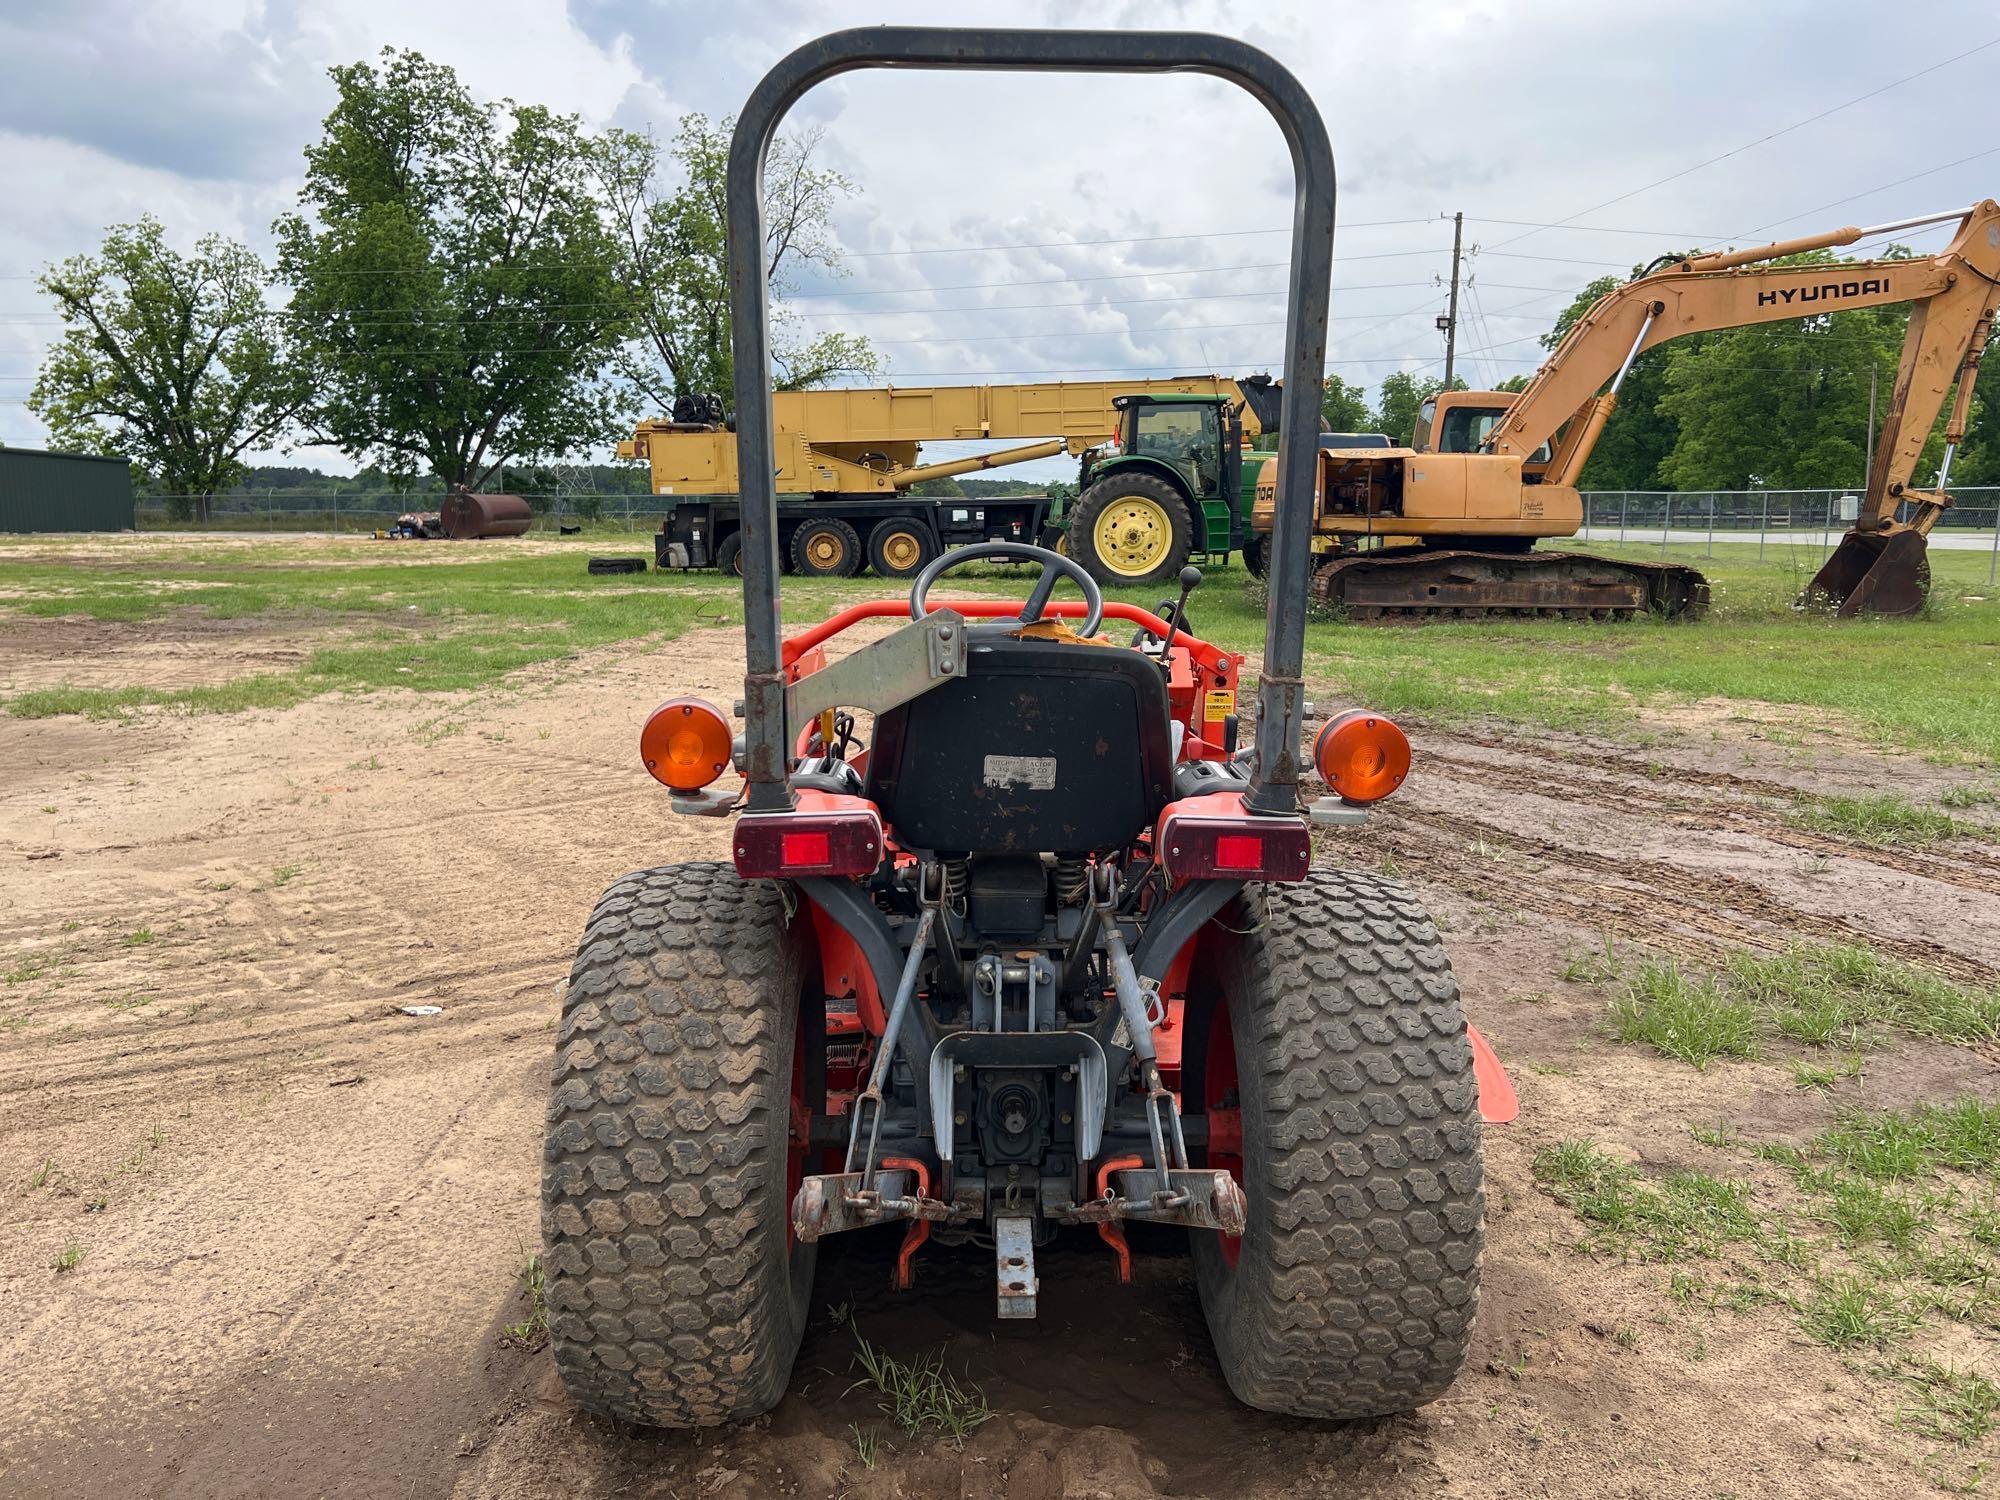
xmin=439 ymin=489 xmax=533 ymax=540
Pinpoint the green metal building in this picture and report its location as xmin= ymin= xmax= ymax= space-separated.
xmin=0 ymin=447 xmax=135 ymax=533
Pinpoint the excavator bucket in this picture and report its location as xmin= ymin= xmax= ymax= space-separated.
xmin=1805 ymin=529 xmax=1931 ymax=618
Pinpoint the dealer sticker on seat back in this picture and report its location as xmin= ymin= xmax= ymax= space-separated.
xmin=983 ymin=754 xmax=1057 ymax=791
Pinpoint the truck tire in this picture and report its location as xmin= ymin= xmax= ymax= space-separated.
xmin=713 ymin=531 xmax=744 ymax=577
xmin=1240 ymin=532 xmax=1267 ymax=580
xmin=867 ymin=517 xmax=939 ymax=579
xmin=542 ymin=862 xmax=817 ymax=1427
xmin=790 ymin=518 xmax=862 ymax=578
xmin=1183 ymin=867 xmax=1483 ymax=1420
xmin=1069 ymin=472 xmax=1192 ymax=588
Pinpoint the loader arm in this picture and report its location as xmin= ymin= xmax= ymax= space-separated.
xmin=1488 ymin=200 xmax=2000 ymax=508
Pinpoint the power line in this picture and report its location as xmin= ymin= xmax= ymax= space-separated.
xmin=0 ymin=300 xmax=1463 ymax=372
xmin=1468 ymin=217 xmax=1735 ymax=240
xmin=0 ymin=279 xmax=1448 ymax=328
xmin=788 ymin=279 xmax=1434 ymax=317
xmin=1473 ymin=250 xmax=1630 ymax=268
xmin=0 ymin=349 xmax=1488 ymax=398
xmin=0 ymin=241 xmax=1458 ymax=290
xmin=790 ymin=260 xmax=1268 ymax=297
xmin=1739 ymin=148 xmax=2000 ymax=237
xmin=1485 ymin=35 xmax=2000 ymax=252
xmin=0 ymin=216 xmax=1760 ymax=285
xmin=841 ymin=217 xmax=1439 ymax=257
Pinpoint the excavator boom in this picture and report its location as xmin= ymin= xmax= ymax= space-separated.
xmin=1491 ymin=201 xmax=2000 ymax=615
xmin=1254 ymin=199 xmax=2000 ymax=621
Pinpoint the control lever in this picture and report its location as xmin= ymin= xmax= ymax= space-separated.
xmin=1155 ymin=565 xmax=1202 ymax=663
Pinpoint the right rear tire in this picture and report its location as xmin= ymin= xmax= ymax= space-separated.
xmin=542 ymin=862 xmax=816 ymax=1427
xmin=1240 ymin=532 xmax=1267 ymax=579
xmin=1184 ymin=867 xmax=1484 ymax=1419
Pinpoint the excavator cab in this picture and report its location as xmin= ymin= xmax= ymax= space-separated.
xmin=1416 ymin=392 xmax=1553 ymax=469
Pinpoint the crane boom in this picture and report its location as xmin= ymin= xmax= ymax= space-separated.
xmin=624 ymin=373 xmax=1284 ymax=582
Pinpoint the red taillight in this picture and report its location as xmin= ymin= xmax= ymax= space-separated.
xmin=1158 ymin=810 xmax=1310 ymax=883
xmin=781 ymin=830 xmax=831 ymax=866
xmin=735 ymin=811 xmax=881 ymax=878
xmin=640 ymin=697 xmax=733 ymax=791
xmin=1313 ymin=710 xmax=1410 ymax=804
xmin=1212 ymin=834 xmax=1263 ymax=871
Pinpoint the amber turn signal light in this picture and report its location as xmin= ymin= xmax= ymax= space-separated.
xmin=640 ymin=697 xmax=732 ymax=791
xmin=1313 ymin=710 xmax=1410 ymax=804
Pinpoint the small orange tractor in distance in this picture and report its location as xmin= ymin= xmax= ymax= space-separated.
xmin=1247 ymin=200 xmax=2000 ymax=619
xmin=539 ymin=26 xmax=1515 ymax=1428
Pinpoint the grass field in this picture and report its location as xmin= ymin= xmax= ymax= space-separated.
xmin=8 ymin=527 xmax=1999 ymax=1497
xmin=3 ymin=535 xmax=1996 ymax=764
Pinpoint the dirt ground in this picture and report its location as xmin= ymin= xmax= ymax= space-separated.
xmin=2 ymin=591 xmax=1997 ymax=1499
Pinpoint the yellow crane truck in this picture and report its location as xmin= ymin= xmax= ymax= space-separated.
xmin=620 ymin=374 xmax=1282 ymax=585
xmin=1247 ymin=200 xmax=2000 ymax=619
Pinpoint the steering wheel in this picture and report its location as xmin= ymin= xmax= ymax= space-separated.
xmin=909 ymin=541 xmax=1104 ymax=639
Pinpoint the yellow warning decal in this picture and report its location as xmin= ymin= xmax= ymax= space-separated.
xmin=1204 ymin=688 xmax=1236 ymax=719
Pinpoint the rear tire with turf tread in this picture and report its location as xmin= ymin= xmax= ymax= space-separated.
xmin=541 ymin=861 xmax=815 ymax=1427
xmin=1186 ymin=866 xmax=1484 ymax=1419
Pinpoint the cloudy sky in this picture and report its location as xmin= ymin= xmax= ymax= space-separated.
xmin=1 ymin=0 xmax=1995 ymax=480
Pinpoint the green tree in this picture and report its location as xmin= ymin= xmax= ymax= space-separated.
xmin=1655 ymin=249 xmax=1934 ymax=491
xmin=601 ymin=113 xmax=878 ymax=410
xmin=276 ymin=49 xmax=632 ymax=487
xmin=1534 ymin=272 xmax=1683 ymax=490
xmin=29 ymin=218 xmax=303 ymax=520
xmin=1373 ymin=370 xmax=1464 ymax=446
xmin=1952 ymin=388 xmax=1999 ymax=486
xmin=1319 ymin=373 xmax=1373 ymax=433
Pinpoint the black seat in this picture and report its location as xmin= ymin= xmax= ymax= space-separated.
xmin=863 ymin=637 xmax=1172 ymax=855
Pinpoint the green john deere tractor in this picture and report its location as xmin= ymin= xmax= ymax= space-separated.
xmin=1058 ymin=390 xmax=1272 ymax=589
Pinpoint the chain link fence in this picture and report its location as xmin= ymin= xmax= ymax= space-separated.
xmin=134 ymin=491 xmax=672 ymax=535
xmin=1575 ymin=486 xmax=2000 ymax=582
xmin=133 ymin=484 xmax=2000 ymax=584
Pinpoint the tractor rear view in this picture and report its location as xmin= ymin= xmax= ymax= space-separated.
xmin=540 ymin=26 xmax=1504 ymax=1430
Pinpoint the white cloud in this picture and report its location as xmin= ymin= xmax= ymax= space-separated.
xmin=3 ymin=0 xmax=1996 ymax=474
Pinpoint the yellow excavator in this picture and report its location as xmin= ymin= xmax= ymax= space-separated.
xmin=1249 ymin=200 xmax=2000 ymax=618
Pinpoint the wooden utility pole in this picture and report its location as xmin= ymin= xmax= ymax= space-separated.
xmin=1441 ymin=211 xmax=1465 ymax=390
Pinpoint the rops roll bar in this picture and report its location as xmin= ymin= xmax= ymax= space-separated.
xmin=726 ymin=28 xmax=1333 ymax=815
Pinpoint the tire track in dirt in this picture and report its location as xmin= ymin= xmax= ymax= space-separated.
xmin=1379 ymin=798 xmax=2000 ymax=985
xmin=1421 ymin=748 xmax=2000 ymax=895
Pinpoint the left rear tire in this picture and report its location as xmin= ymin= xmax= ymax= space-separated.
xmin=542 ymin=862 xmax=816 ymax=1426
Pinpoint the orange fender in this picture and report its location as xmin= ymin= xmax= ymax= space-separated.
xmin=1467 ymin=1024 xmax=1518 ymax=1125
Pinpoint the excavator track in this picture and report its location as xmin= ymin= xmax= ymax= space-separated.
xmin=1311 ymin=546 xmax=1709 ymax=622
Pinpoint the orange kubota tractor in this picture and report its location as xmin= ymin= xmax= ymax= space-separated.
xmin=1248 ymin=201 xmax=2000 ymax=619
xmin=539 ymin=26 xmax=1514 ymax=1430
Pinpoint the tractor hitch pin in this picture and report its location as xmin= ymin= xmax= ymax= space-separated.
xmin=845 ymin=904 xmax=936 ymax=1195
xmin=1095 ymin=871 xmax=1190 ymax=1203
